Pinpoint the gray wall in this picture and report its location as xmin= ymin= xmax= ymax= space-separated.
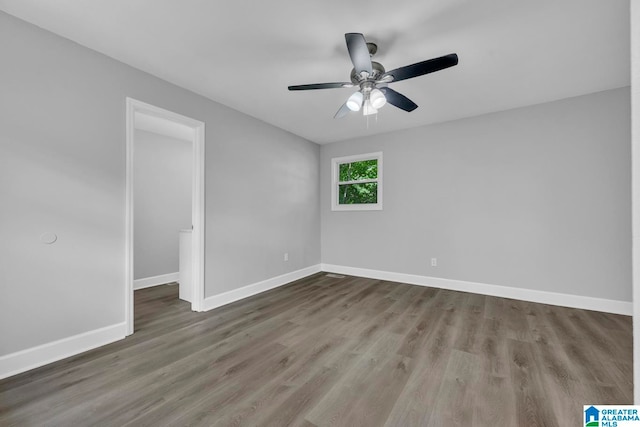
xmin=0 ymin=12 xmax=320 ymax=355
xmin=134 ymin=130 xmax=192 ymax=281
xmin=631 ymin=0 xmax=640 ymax=403
xmin=321 ymin=88 xmax=631 ymax=302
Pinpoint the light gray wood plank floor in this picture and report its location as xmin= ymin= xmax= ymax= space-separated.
xmin=0 ymin=273 xmax=632 ymax=426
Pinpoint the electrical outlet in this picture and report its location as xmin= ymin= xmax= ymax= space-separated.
xmin=284 ymin=252 xmax=289 ymax=262
xmin=431 ymin=258 xmax=437 ymax=267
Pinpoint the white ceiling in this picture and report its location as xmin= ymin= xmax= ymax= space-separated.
xmin=0 ymin=0 xmax=630 ymax=144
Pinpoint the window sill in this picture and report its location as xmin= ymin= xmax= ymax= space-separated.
xmin=331 ymin=204 xmax=383 ymax=211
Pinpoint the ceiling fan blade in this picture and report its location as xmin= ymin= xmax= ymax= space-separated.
xmin=383 ymin=53 xmax=458 ymax=83
xmin=288 ymin=82 xmax=353 ymax=91
xmin=345 ymin=33 xmax=373 ymax=75
xmin=379 ymin=87 xmax=418 ymax=112
xmin=334 ymin=102 xmax=351 ymax=119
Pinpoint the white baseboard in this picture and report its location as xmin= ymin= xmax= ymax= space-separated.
xmin=202 ymin=264 xmax=321 ymax=312
xmin=134 ymin=272 xmax=179 ymax=290
xmin=321 ymin=264 xmax=632 ymax=316
xmin=0 ymin=322 xmax=127 ymax=380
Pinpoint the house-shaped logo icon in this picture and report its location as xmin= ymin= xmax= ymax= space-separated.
xmin=585 ymin=406 xmax=599 ymax=426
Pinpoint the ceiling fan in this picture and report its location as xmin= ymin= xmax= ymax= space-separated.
xmin=288 ymin=33 xmax=458 ymax=118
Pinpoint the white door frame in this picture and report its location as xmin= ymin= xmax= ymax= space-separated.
xmin=125 ymin=97 xmax=205 ymax=336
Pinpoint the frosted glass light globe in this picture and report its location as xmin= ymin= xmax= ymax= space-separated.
xmin=370 ymin=88 xmax=387 ymax=109
xmin=346 ymin=91 xmax=363 ymax=111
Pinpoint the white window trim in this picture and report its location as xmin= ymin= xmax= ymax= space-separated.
xmin=331 ymin=152 xmax=383 ymax=211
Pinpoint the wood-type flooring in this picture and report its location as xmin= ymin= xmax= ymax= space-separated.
xmin=0 ymin=273 xmax=633 ymax=426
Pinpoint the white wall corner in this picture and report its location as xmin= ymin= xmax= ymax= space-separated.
xmin=0 ymin=322 xmax=127 ymax=380
xmin=320 ymin=264 xmax=632 ymax=316
xmin=202 ymin=264 xmax=321 ymax=312
xmin=133 ymin=272 xmax=180 ymax=290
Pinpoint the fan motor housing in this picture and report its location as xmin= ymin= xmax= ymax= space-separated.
xmin=350 ymin=61 xmax=386 ymax=84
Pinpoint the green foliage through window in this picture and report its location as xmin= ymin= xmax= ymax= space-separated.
xmin=338 ymin=159 xmax=378 ymax=205
xmin=339 ymin=159 xmax=377 ymax=182
xmin=338 ymin=183 xmax=378 ymax=204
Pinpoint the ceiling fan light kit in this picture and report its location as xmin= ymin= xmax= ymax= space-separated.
xmin=288 ymin=33 xmax=459 ymax=119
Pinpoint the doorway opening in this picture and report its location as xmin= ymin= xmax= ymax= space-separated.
xmin=125 ymin=98 xmax=205 ymax=336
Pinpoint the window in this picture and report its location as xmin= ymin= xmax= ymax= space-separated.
xmin=331 ymin=152 xmax=382 ymax=211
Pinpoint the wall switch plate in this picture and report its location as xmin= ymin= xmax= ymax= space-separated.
xmin=284 ymin=253 xmax=289 ymax=262
xmin=431 ymin=258 xmax=437 ymax=267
